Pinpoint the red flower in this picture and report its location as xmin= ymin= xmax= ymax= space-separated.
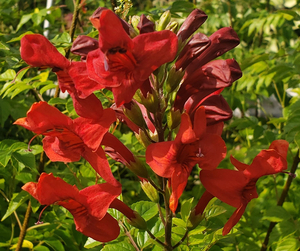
xmin=174 ymin=59 xmax=242 ymax=126
xmin=200 ymin=140 xmax=289 ymax=235
xmin=146 ymin=107 xmax=226 ymax=212
xmin=22 ymin=173 xmax=121 ymax=242
xmin=86 ymin=8 xmax=178 ymax=106
xmin=20 ymin=34 xmax=105 ymax=120
xmin=14 ymin=102 xmax=119 ymax=186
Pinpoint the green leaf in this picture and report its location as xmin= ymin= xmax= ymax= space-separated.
xmin=0 ymin=149 xmax=12 ymax=167
xmin=32 ymin=13 xmax=42 ymax=26
xmin=275 ymin=237 xmax=300 ymax=251
xmin=51 ymin=32 xmax=71 ymax=45
xmin=34 ymin=245 xmax=51 ymax=251
xmin=48 ymin=98 xmax=67 ymax=105
xmin=0 ymin=69 xmax=16 ymax=81
xmin=84 ymin=238 xmax=102 ymax=249
xmin=40 ymin=83 xmax=57 ymax=95
xmin=44 ymin=239 xmax=65 ymax=251
xmin=0 ymin=41 xmax=9 ymax=50
xmin=173 ymin=218 xmax=186 ymax=228
xmin=101 ymin=241 xmax=136 ymax=251
xmin=181 ymin=197 xmax=194 ymax=222
xmin=6 ymin=31 xmax=34 ymax=43
xmin=130 ymin=201 xmax=158 ymax=221
xmin=16 ymin=14 xmax=33 ymax=31
xmin=1 ymin=190 xmax=30 ymax=221
xmin=12 ymin=150 xmax=36 ymax=169
xmin=206 ymin=205 xmax=227 ymax=219
xmin=262 ymin=206 xmax=291 ymax=222
xmin=10 ymin=84 xmax=33 ymax=98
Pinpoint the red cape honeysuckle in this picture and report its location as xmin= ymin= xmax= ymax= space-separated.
xmin=200 ymin=139 xmax=289 ymax=235
xmin=184 ymin=27 xmax=240 ymax=75
xmin=14 ymin=101 xmax=119 ymax=186
xmin=146 ymin=107 xmax=226 ymax=212
xmin=175 ymin=33 xmax=211 ymax=71
xmin=174 ymin=59 xmax=242 ymax=125
xmin=176 ymin=9 xmax=208 ymax=42
xmin=20 ymin=34 xmax=105 ymax=120
xmin=22 ymin=173 xmax=123 ymax=242
xmin=86 ymin=7 xmax=178 ymax=106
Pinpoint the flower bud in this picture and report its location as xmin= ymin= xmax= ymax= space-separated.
xmin=140 ymin=180 xmax=159 ymax=203
xmin=166 ymin=65 xmax=185 ymax=93
xmin=127 ymin=211 xmax=147 ymax=230
xmin=127 ymin=156 xmax=149 ymax=178
xmin=186 ymin=208 xmax=205 ymax=230
xmin=137 ymin=14 xmax=155 ymax=34
xmin=177 ymin=9 xmax=207 ymax=42
xmin=167 ymin=108 xmax=182 ymax=130
xmin=157 ymin=10 xmax=171 ymax=31
xmin=131 ymin=15 xmax=140 ymax=33
xmin=135 ymin=129 xmax=152 ymax=148
xmin=166 ymin=21 xmax=179 ymax=33
xmin=134 ymin=89 xmax=159 ymax=114
xmin=123 ymin=101 xmax=146 ymax=129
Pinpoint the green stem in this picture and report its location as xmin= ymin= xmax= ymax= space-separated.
xmin=260 ymin=149 xmax=300 ymax=251
xmin=163 ymin=178 xmax=173 ymax=250
xmin=15 ymin=200 xmax=31 ymax=251
xmin=172 ymin=229 xmax=189 ymax=249
xmin=146 ymin=229 xmax=169 ymax=250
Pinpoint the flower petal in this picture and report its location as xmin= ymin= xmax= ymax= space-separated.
xmin=200 ymin=169 xmax=248 ymax=208
xmin=146 ymin=141 xmax=176 ymax=177
xmin=20 ymin=34 xmax=70 ymax=69
xmin=14 ymin=102 xmax=73 ymax=134
xmin=222 ymin=203 xmax=247 ymax=235
xmin=82 ymin=147 xmax=120 ymax=187
xmin=22 ymin=173 xmax=81 ymax=205
xmin=169 ymin=168 xmax=189 ymax=212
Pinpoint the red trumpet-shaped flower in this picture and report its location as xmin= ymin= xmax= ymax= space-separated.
xmin=14 ymin=101 xmax=118 ymax=186
xmin=200 ymin=140 xmax=289 ymax=235
xmin=146 ymin=107 xmax=226 ymax=212
xmin=22 ymin=173 xmax=122 ymax=242
xmin=20 ymin=34 xmax=105 ymax=120
xmin=86 ymin=8 xmax=178 ymax=106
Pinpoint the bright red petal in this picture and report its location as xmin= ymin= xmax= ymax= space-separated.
xmin=82 ymin=147 xmax=120 ymax=187
xmin=169 ymin=168 xmax=189 ymax=212
xmin=200 ymin=169 xmax=248 ymax=208
xmin=244 ymin=149 xmax=288 ymax=179
xmin=20 ymin=34 xmax=70 ymax=69
xmin=133 ymin=30 xmax=178 ymax=80
xmin=22 ymin=173 xmax=81 ymax=205
xmin=230 ymin=155 xmax=249 ymax=171
xmin=80 ymin=183 xmax=122 ymax=218
xmin=74 ymin=108 xmax=116 ymax=151
xmin=175 ymin=113 xmax=196 ymax=145
xmin=43 ymin=136 xmax=83 ymax=162
xmin=269 ymin=140 xmax=289 ymax=159
xmin=223 ymin=203 xmax=247 ymax=235
xmin=146 ymin=141 xmax=177 ymax=177
xmin=198 ymin=134 xmax=226 ymax=170
xmin=14 ymin=102 xmax=73 ymax=134
xmin=193 ymin=107 xmax=207 ymax=139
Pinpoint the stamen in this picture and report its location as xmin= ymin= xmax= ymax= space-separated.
xmin=27 ymin=134 xmax=39 ymax=152
xmin=196 ymin=148 xmax=204 ymax=158
xmin=104 ymin=57 xmax=109 ymax=71
xmin=35 ymin=205 xmax=49 ymax=225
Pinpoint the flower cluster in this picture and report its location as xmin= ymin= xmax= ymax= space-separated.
xmin=16 ymin=6 xmax=289 ymax=246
